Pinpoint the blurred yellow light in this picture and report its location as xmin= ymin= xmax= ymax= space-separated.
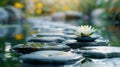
xmin=63 ymin=6 xmax=70 ymax=11
xmin=29 ymin=10 xmax=34 ymax=14
xmin=36 ymin=2 xmax=43 ymax=8
xmin=73 ymin=0 xmax=79 ymax=4
xmin=29 ymin=30 xmax=38 ymax=35
xmin=51 ymin=8 xmax=56 ymax=13
xmin=33 ymin=0 xmax=38 ymax=2
xmin=15 ymin=34 xmax=24 ymax=40
xmin=14 ymin=2 xmax=24 ymax=9
xmin=36 ymin=9 xmax=42 ymax=14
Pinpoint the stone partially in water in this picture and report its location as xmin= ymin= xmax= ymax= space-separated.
xmin=81 ymin=62 xmax=114 ymax=67
xmin=12 ymin=44 xmax=42 ymax=54
xmin=27 ymin=37 xmax=65 ymax=43
xmin=66 ymin=40 xmax=108 ymax=49
xmin=75 ymin=36 xmax=98 ymax=42
xmin=103 ymin=58 xmax=120 ymax=66
xmin=19 ymin=50 xmax=82 ymax=65
xmin=63 ymin=34 xmax=77 ymax=39
xmin=12 ymin=43 xmax=70 ymax=54
xmin=39 ymin=43 xmax=70 ymax=51
xmin=63 ymin=30 xmax=75 ymax=35
xmin=80 ymin=58 xmax=120 ymax=67
xmin=79 ymin=46 xmax=120 ymax=58
xmin=33 ymin=33 xmax=64 ymax=37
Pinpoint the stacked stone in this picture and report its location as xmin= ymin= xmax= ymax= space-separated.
xmin=12 ymin=17 xmax=120 ymax=67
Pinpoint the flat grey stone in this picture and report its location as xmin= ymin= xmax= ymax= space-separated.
xmin=33 ymin=33 xmax=64 ymax=37
xmin=80 ymin=58 xmax=120 ymax=67
xmin=21 ymin=63 xmax=66 ymax=67
xmin=75 ymin=37 xmax=98 ymax=42
xmin=12 ymin=43 xmax=70 ymax=54
xmin=19 ymin=50 xmax=82 ymax=65
xmin=63 ymin=30 xmax=75 ymax=35
xmin=66 ymin=39 xmax=108 ymax=49
xmin=79 ymin=46 xmax=120 ymax=58
xmin=63 ymin=35 xmax=77 ymax=39
xmin=27 ymin=37 xmax=65 ymax=43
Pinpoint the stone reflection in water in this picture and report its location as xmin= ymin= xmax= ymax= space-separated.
xmin=81 ymin=62 xmax=114 ymax=67
xmin=5 ymin=42 xmax=11 ymax=52
xmin=4 ymin=53 xmax=12 ymax=58
xmin=4 ymin=42 xmax=12 ymax=59
xmin=21 ymin=63 xmax=66 ymax=67
xmin=103 ymin=58 xmax=120 ymax=67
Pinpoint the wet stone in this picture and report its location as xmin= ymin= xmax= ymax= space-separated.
xmin=27 ymin=37 xmax=65 ymax=43
xmin=19 ymin=50 xmax=82 ymax=65
xmin=81 ymin=61 xmax=114 ymax=67
xmin=66 ymin=39 xmax=108 ymax=49
xmin=74 ymin=34 xmax=101 ymax=42
xmin=0 ymin=8 xmax=9 ymax=23
xmin=75 ymin=36 xmax=98 ymax=42
xmin=80 ymin=58 xmax=120 ymax=67
xmin=12 ymin=43 xmax=70 ymax=54
xmin=4 ymin=6 xmax=23 ymax=22
xmin=63 ymin=34 xmax=77 ymax=39
xmin=79 ymin=46 xmax=120 ymax=59
xmin=63 ymin=39 xmax=77 ymax=44
xmin=33 ymin=33 xmax=64 ymax=37
xmin=63 ymin=30 xmax=75 ymax=35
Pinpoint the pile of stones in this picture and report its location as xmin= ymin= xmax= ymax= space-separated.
xmin=12 ymin=17 xmax=120 ymax=67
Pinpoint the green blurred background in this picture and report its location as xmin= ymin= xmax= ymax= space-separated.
xmin=0 ymin=0 xmax=120 ymax=67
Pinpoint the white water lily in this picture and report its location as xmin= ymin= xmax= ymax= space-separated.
xmin=75 ymin=25 xmax=96 ymax=37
